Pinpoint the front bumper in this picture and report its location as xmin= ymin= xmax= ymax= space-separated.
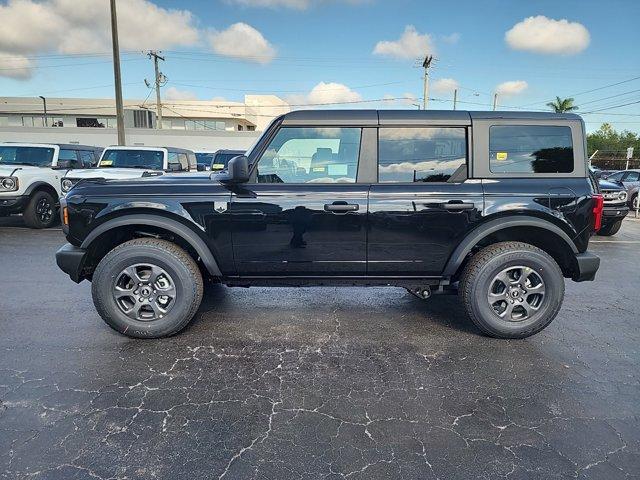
xmin=572 ymin=252 xmax=600 ymax=282
xmin=0 ymin=195 xmax=29 ymax=215
xmin=56 ymin=243 xmax=87 ymax=283
xmin=602 ymin=204 xmax=629 ymax=222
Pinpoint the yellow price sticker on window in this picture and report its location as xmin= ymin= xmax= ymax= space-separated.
xmin=496 ymin=152 xmax=508 ymax=161
xmin=99 ymin=160 xmax=113 ymax=166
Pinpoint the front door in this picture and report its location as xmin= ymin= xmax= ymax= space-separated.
xmin=230 ymin=126 xmax=368 ymax=276
xmin=368 ymin=126 xmax=483 ymax=276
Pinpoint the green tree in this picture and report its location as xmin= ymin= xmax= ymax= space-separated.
xmin=546 ymin=96 xmax=579 ymax=113
xmin=587 ymin=123 xmax=640 ymax=157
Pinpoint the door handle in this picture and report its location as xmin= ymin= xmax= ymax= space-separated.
xmin=324 ymin=202 xmax=359 ymax=212
xmin=441 ymin=201 xmax=475 ymax=211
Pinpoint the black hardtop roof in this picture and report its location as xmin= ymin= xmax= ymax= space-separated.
xmin=279 ymin=109 xmax=582 ymax=126
xmin=1 ymin=142 xmax=102 ymax=150
xmin=104 ymin=146 xmax=194 ymax=154
xmin=56 ymin=143 xmax=103 ymax=150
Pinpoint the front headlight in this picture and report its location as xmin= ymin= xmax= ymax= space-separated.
xmin=619 ymin=191 xmax=628 ymax=201
xmin=61 ymin=178 xmax=76 ymax=193
xmin=0 ymin=176 xmax=18 ymax=192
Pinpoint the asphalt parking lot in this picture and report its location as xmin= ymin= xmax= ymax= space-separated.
xmin=1 ymin=216 xmax=639 ymax=480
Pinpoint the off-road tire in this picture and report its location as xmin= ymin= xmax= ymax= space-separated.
xmin=23 ymin=190 xmax=58 ymax=229
xmin=460 ymin=241 xmax=565 ymax=339
xmin=597 ymin=219 xmax=623 ymax=236
xmin=91 ymin=238 xmax=203 ymax=338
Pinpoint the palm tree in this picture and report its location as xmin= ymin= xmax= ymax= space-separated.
xmin=546 ymin=96 xmax=578 ymax=113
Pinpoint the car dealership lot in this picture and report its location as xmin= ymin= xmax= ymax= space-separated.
xmin=1 ymin=218 xmax=639 ymax=480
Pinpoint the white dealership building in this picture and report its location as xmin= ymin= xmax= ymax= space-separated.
xmin=0 ymin=95 xmax=290 ymax=151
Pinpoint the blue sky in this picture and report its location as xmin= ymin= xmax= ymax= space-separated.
xmin=1 ymin=0 xmax=639 ymax=132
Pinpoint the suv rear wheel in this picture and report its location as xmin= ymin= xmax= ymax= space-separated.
xmin=23 ymin=190 xmax=57 ymax=229
xmin=460 ymin=242 xmax=565 ymax=339
xmin=91 ymin=238 xmax=203 ymax=338
xmin=597 ymin=219 xmax=623 ymax=236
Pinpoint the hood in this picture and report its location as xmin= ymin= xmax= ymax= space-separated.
xmin=0 ymin=164 xmax=42 ymax=176
xmin=66 ymin=168 xmax=157 ymax=179
xmin=68 ymin=171 xmax=227 ymax=198
xmin=598 ymin=178 xmax=624 ymax=191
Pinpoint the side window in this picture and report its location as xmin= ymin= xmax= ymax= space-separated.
xmin=167 ymin=152 xmax=180 ymax=170
xmin=79 ymin=150 xmax=95 ymax=168
xmin=59 ymin=149 xmax=80 ymax=168
xmin=256 ymin=127 xmax=361 ymax=183
xmin=624 ymin=172 xmax=639 ymax=182
xmin=378 ymin=127 xmax=466 ymax=183
xmin=607 ymin=171 xmax=624 ymax=182
xmin=490 ymin=125 xmax=574 ymax=174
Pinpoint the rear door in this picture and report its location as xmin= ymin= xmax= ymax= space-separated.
xmin=230 ymin=125 xmax=371 ymax=276
xmin=368 ymin=114 xmax=483 ymax=276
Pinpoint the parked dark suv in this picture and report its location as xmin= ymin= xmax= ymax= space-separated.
xmin=56 ymin=110 xmax=602 ymax=339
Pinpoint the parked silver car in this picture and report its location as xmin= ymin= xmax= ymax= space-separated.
xmin=606 ymin=170 xmax=640 ymax=210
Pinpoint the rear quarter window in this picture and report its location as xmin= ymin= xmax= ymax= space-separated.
xmin=489 ymin=125 xmax=574 ymax=174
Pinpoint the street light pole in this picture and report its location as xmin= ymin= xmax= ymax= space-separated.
xmin=493 ymin=93 xmax=498 ymax=111
xmin=38 ymin=96 xmax=47 ymax=127
xmin=422 ymin=55 xmax=433 ymax=110
xmin=109 ymin=0 xmax=126 ymax=145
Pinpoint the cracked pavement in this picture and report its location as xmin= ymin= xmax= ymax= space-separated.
xmin=0 ymin=217 xmax=639 ymax=479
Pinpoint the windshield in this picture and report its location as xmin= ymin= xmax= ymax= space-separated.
xmin=99 ymin=149 xmax=164 ymax=169
xmin=212 ymin=153 xmax=240 ymax=168
xmin=0 ymin=146 xmax=55 ymax=167
xmin=195 ymin=152 xmax=215 ymax=167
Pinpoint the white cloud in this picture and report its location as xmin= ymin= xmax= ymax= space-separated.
xmin=373 ymin=25 xmax=434 ymax=60
xmin=505 ymin=15 xmax=590 ymax=55
xmin=496 ymin=80 xmax=528 ymax=96
xmin=382 ymin=92 xmax=418 ymax=107
xmin=208 ymin=23 xmax=276 ymax=64
xmin=0 ymin=52 xmax=34 ymax=79
xmin=164 ymin=87 xmax=199 ymax=101
xmin=227 ymin=0 xmax=367 ymax=9
xmin=440 ymin=33 xmax=460 ymax=44
xmin=432 ymin=78 xmax=459 ymax=94
xmin=287 ymin=82 xmax=362 ymax=106
xmin=0 ymin=0 xmax=199 ymax=79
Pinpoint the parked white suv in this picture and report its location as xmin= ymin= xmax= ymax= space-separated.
xmin=0 ymin=143 xmax=102 ymax=228
xmin=60 ymin=146 xmax=198 ymax=195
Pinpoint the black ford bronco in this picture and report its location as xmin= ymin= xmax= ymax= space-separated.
xmin=56 ymin=110 xmax=602 ymax=339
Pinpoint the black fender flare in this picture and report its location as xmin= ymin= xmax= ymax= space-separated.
xmin=24 ymin=181 xmax=58 ymax=198
xmin=80 ymin=214 xmax=222 ymax=276
xmin=442 ymin=216 xmax=578 ymax=277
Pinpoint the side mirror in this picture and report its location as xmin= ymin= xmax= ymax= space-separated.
xmin=167 ymin=163 xmax=182 ymax=172
xmin=196 ymin=164 xmax=206 ymax=172
xmin=218 ymin=155 xmax=249 ymax=184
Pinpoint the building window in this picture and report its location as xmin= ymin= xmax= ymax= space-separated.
xmin=247 ymin=125 xmax=256 ymax=131
xmin=238 ymin=125 xmax=244 ymax=131
xmin=77 ymin=118 xmax=105 ymax=128
xmin=51 ymin=117 xmax=64 ymax=127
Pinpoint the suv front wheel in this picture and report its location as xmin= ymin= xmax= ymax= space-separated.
xmin=91 ymin=238 xmax=204 ymax=338
xmin=24 ymin=190 xmax=58 ymax=229
xmin=460 ymin=242 xmax=565 ymax=339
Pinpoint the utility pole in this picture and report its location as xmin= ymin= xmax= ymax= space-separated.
xmin=492 ymin=93 xmax=498 ymax=111
xmin=109 ymin=0 xmax=126 ymax=145
xmin=453 ymin=89 xmax=457 ymax=110
xmin=422 ymin=55 xmax=433 ymax=110
xmin=38 ymin=96 xmax=47 ymax=127
xmin=147 ymin=51 xmax=165 ymax=129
